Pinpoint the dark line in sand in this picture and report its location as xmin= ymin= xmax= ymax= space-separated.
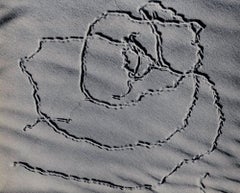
xmin=13 ymin=161 xmax=152 ymax=191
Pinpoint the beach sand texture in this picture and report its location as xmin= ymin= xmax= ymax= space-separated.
xmin=0 ymin=0 xmax=239 ymax=192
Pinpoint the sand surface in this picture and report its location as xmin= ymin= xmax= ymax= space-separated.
xmin=0 ymin=0 xmax=239 ymax=192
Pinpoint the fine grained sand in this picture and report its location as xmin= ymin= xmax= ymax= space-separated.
xmin=0 ymin=0 xmax=239 ymax=193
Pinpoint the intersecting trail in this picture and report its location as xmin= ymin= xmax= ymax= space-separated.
xmin=15 ymin=0 xmax=225 ymax=191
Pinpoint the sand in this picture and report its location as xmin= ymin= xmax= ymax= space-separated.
xmin=0 ymin=0 xmax=239 ymax=192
